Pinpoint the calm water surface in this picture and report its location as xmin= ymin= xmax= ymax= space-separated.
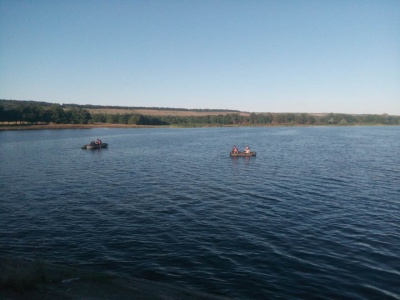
xmin=1 ymin=126 xmax=399 ymax=299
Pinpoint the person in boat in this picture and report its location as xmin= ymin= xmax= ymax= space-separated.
xmin=90 ymin=140 xmax=96 ymax=146
xmin=245 ymin=146 xmax=251 ymax=154
xmin=96 ymin=138 xmax=102 ymax=145
xmin=232 ymin=146 xmax=239 ymax=153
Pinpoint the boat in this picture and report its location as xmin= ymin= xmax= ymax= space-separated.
xmin=81 ymin=142 xmax=108 ymax=150
xmin=230 ymin=151 xmax=256 ymax=157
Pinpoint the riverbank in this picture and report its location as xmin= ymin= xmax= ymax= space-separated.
xmin=0 ymin=123 xmax=392 ymax=131
xmin=0 ymin=123 xmax=166 ymax=131
xmin=0 ymin=257 xmax=228 ymax=299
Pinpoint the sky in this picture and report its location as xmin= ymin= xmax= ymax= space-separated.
xmin=1 ymin=0 xmax=399 ymax=114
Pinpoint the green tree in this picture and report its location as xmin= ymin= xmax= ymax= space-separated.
xmin=249 ymin=113 xmax=257 ymax=124
xmin=21 ymin=105 xmax=44 ymax=124
xmin=0 ymin=105 xmax=5 ymax=122
xmin=128 ymin=114 xmax=141 ymax=124
xmin=118 ymin=114 xmax=130 ymax=124
xmin=106 ymin=114 xmax=119 ymax=124
xmin=92 ymin=113 xmax=107 ymax=123
xmin=307 ymin=114 xmax=316 ymax=124
xmin=50 ymin=105 xmax=67 ymax=123
xmin=272 ymin=114 xmax=284 ymax=123
xmin=296 ymin=113 xmax=308 ymax=124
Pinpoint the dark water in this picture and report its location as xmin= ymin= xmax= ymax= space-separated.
xmin=1 ymin=126 xmax=399 ymax=299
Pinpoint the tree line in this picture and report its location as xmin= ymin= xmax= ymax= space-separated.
xmin=0 ymin=103 xmax=91 ymax=124
xmin=1 ymin=100 xmax=399 ymax=126
xmin=91 ymin=112 xmax=400 ymax=126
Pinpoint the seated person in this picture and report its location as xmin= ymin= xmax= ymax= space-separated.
xmin=245 ymin=146 xmax=250 ymax=153
xmin=232 ymin=146 xmax=239 ymax=153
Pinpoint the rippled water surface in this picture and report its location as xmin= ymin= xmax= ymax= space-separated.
xmin=1 ymin=126 xmax=399 ymax=299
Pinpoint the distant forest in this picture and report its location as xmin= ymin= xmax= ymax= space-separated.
xmin=1 ymin=99 xmax=399 ymax=126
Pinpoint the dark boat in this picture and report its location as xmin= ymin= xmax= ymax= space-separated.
xmin=81 ymin=142 xmax=108 ymax=150
xmin=230 ymin=151 xmax=256 ymax=157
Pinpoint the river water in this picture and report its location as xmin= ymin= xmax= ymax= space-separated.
xmin=0 ymin=126 xmax=399 ymax=299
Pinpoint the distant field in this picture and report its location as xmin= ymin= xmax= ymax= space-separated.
xmin=87 ymin=108 xmax=250 ymax=117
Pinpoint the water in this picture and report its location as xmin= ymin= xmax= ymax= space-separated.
xmin=1 ymin=126 xmax=399 ymax=299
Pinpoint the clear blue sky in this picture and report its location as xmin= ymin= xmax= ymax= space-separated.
xmin=1 ymin=0 xmax=399 ymax=114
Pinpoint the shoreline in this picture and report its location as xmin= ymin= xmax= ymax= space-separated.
xmin=0 ymin=123 xmax=167 ymax=131
xmin=0 ymin=123 xmax=392 ymax=131
xmin=0 ymin=257 xmax=228 ymax=299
